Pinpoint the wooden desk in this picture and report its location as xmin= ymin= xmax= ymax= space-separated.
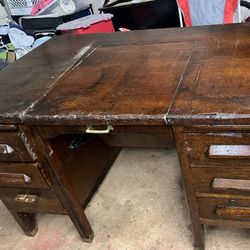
xmin=0 ymin=23 xmax=250 ymax=249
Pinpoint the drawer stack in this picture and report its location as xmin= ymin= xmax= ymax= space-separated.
xmin=184 ymin=129 xmax=250 ymax=226
xmin=0 ymin=125 xmax=65 ymax=215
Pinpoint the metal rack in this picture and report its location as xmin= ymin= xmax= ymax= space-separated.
xmin=3 ymin=0 xmax=40 ymax=16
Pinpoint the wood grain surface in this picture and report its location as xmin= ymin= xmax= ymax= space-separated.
xmin=0 ymin=23 xmax=249 ymax=125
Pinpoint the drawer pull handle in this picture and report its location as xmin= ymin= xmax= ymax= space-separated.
xmin=0 ymin=144 xmax=14 ymax=155
xmin=15 ymin=194 xmax=38 ymax=204
xmin=0 ymin=173 xmax=31 ymax=185
xmin=215 ymin=206 xmax=250 ymax=218
xmin=209 ymin=145 xmax=250 ymax=158
xmin=86 ymin=125 xmax=113 ymax=134
xmin=212 ymin=178 xmax=250 ymax=192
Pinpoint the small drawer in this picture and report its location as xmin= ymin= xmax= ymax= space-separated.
xmin=185 ymin=132 xmax=250 ymax=164
xmin=0 ymin=162 xmax=50 ymax=189
xmin=192 ymin=165 xmax=250 ymax=194
xmin=0 ymin=132 xmax=36 ymax=162
xmin=0 ymin=188 xmax=66 ymax=214
xmin=197 ymin=196 xmax=250 ymax=221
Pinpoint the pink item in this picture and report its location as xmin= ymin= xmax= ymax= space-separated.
xmin=31 ymin=0 xmax=54 ymax=15
xmin=118 ymin=28 xmax=131 ymax=32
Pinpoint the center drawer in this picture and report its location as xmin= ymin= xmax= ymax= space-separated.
xmin=185 ymin=132 xmax=250 ymax=164
xmin=0 ymin=162 xmax=50 ymax=189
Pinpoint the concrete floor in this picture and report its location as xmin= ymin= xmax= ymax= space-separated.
xmin=1 ymin=148 xmax=250 ymax=250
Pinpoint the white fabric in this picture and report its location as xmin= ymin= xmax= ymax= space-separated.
xmin=8 ymin=28 xmax=34 ymax=49
xmin=0 ymin=25 xmax=9 ymax=35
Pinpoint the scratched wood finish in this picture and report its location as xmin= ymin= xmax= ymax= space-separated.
xmin=0 ymin=38 xmax=96 ymax=124
xmin=0 ymin=24 xmax=248 ymax=125
xmin=24 ymin=42 xmax=192 ymax=125
xmin=169 ymin=34 xmax=250 ymax=125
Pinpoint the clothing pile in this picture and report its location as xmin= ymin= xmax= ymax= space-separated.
xmin=0 ymin=20 xmax=51 ymax=70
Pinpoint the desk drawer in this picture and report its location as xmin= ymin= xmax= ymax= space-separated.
xmin=185 ymin=133 xmax=250 ymax=164
xmin=197 ymin=197 xmax=250 ymax=221
xmin=37 ymin=125 xmax=175 ymax=148
xmin=0 ymin=132 xmax=36 ymax=162
xmin=0 ymin=188 xmax=66 ymax=214
xmin=0 ymin=163 xmax=50 ymax=189
xmin=192 ymin=165 xmax=250 ymax=194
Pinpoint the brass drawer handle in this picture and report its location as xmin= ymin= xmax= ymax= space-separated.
xmin=0 ymin=173 xmax=31 ymax=185
xmin=15 ymin=194 xmax=38 ymax=204
xmin=86 ymin=125 xmax=113 ymax=134
xmin=215 ymin=206 xmax=250 ymax=218
xmin=209 ymin=145 xmax=250 ymax=158
xmin=0 ymin=144 xmax=14 ymax=155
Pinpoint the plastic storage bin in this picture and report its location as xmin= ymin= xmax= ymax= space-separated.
xmin=57 ymin=14 xmax=115 ymax=35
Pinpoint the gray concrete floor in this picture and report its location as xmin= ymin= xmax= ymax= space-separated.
xmin=1 ymin=148 xmax=250 ymax=250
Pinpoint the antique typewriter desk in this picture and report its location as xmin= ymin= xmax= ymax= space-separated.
xmin=0 ymin=23 xmax=250 ymax=249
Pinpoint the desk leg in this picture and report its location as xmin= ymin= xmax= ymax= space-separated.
xmin=44 ymin=147 xmax=94 ymax=242
xmin=33 ymin=135 xmax=94 ymax=242
xmin=173 ymin=126 xmax=205 ymax=250
xmin=2 ymin=200 xmax=38 ymax=236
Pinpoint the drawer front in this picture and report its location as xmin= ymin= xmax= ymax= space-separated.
xmin=0 ymin=188 xmax=66 ymax=214
xmin=185 ymin=132 xmax=250 ymax=164
xmin=38 ymin=125 xmax=175 ymax=148
xmin=192 ymin=165 xmax=250 ymax=194
xmin=0 ymin=163 xmax=50 ymax=189
xmin=197 ymin=197 xmax=250 ymax=221
xmin=0 ymin=132 xmax=36 ymax=162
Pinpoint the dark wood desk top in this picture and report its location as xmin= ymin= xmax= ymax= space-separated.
xmin=0 ymin=36 xmax=93 ymax=123
xmin=25 ymin=41 xmax=192 ymax=125
xmin=0 ymin=23 xmax=250 ymax=125
xmin=169 ymin=37 xmax=250 ymax=125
